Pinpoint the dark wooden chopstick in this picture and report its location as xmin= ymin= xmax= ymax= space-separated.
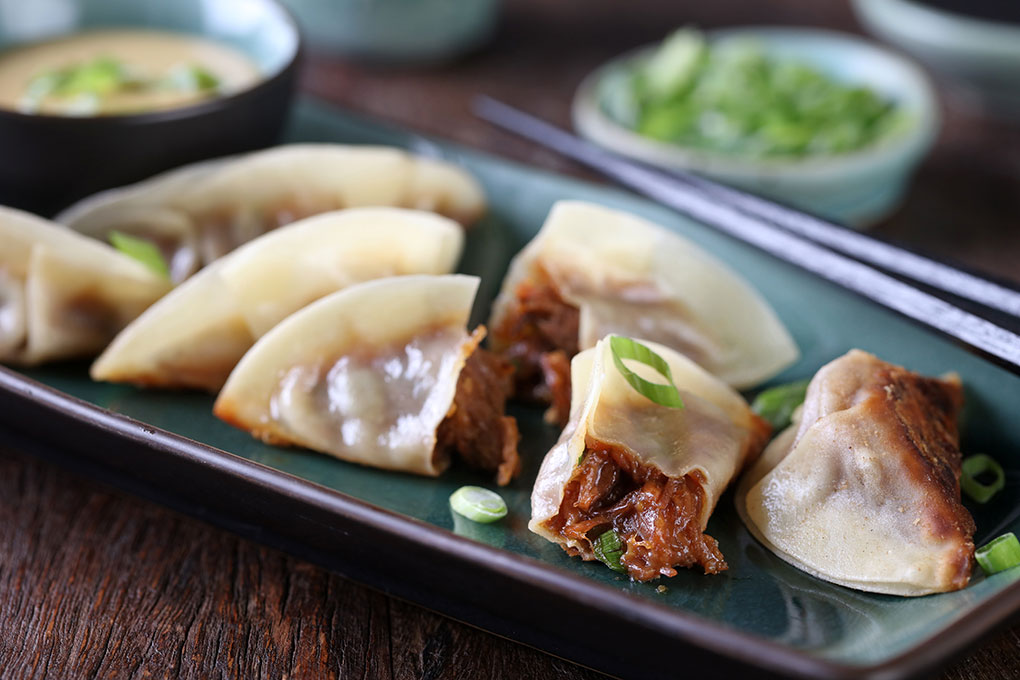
xmin=472 ymin=96 xmax=1020 ymax=373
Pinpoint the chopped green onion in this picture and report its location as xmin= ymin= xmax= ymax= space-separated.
xmin=609 ymin=335 xmax=684 ymax=409
xmin=593 ymin=528 xmax=626 ymax=573
xmin=961 ymin=454 xmax=1005 ymax=504
xmin=751 ymin=379 xmax=810 ymax=430
xmin=642 ymin=28 xmax=705 ymax=101
xmin=976 ymin=533 xmax=1020 ymax=575
xmin=603 ymin=28 xmax=906 ymax=159
xmin=109 ymin=231 xmax=170 ymax=279
xmin=449 ymin=486 xmax=507 ymax=523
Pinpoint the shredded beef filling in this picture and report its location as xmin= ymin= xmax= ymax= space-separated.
xmin=491 ymin=269 xmax=579 ymax=425
xmin=544 ymin=441 xmax=727 ymax=580
xmin=435 ymin=344 xmax=521 ymax=486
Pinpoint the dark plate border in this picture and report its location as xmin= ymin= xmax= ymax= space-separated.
xmin=3 ymin=364 xmax=1020 ymax=680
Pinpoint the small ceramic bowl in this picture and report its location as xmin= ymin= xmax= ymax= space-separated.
xmin=573 ymin=27 xmax=939 ymax=228
xmin=0 ymin=0 xmax=301 ymax=214
xmin=280 ymin=0 xmax=499 ymax=63
xmin=853 ymin=0 xmax=1020 ymax=115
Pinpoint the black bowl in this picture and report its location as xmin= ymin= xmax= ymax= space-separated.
xmin=0 ymin=0 xmax=301 ymax=215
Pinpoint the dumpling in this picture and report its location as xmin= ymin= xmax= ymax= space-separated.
xmin=0 ymin=206 xmax=171 ymax=365
xmin=530 ymin=336 xmax=770 ymax=580
xmin=91 ymin=208 xmax=464 ymax=391
xmin=58 ymin=144 xmax=486 ymax=282
xmin=737 ymin=350 xmax=975 ymax=596
xmin=489 ymin=201 xmax=798 ymax=423
xmin=214 ymin=274 xmax=521 ymax=485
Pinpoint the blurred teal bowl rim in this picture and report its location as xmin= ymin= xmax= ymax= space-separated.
xmin=572 ymin=27 xmax=940 ymax=183
xmin=853 ymin=0 xmax=1020 ymax=60
xmin=0 ymin=0 xmax=302 ymax=125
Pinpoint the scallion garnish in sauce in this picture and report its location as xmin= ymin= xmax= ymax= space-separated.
xmin=609 ymin=335 xmax=684 ymax=408
xmin=960 ymin=454 xmax=1005 ymax=504
xmin=449 ymin=486 xmax=508 ymax=523
xmin=162 ymin=63 xmax=221 ymax=93
xmin=976 ymin=533 xmax=1020 ymax=575
xmin=0 ymin=30 xmax=258 ymax=117
xmin=751 ymin=379 xmax=810 ymax=431
xmin=110 ymin=230 xmax=170 ymax=280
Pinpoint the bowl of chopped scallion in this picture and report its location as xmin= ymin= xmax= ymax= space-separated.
xmin=573 ymin=27 xmax=939 ymax=227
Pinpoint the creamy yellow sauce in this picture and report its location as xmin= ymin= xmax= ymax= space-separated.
xmin=0 ymin=30 xmax=261 ymax=116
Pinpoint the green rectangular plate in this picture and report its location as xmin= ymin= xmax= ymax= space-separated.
xmin=9 ymin=99 xmax=1020 ymax=679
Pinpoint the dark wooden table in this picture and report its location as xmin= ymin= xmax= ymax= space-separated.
xmin=3 ymin=1 xmax=1019 ymax=678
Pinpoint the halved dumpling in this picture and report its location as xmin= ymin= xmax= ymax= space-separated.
xmin=530 ymin=336 xmax=770 ymax=580
xmin=90 ymin=208 xmax=464 ymax=391
xmin=490 ymin=201 xmax=798 ymax=423
xmin=59 ymin=144 xmax=487 ymax=282
xmin=737 ymin=350 xmax=975 ymax=596
xmin=0 ymin=206 xmax=171 ymax=365
xmin=215 ymin=275 xmax=520 ymax=484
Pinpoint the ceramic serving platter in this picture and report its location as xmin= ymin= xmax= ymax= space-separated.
xmin=4 ymin=99 xmax=1020 ymax=680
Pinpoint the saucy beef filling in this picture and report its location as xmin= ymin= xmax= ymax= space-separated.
xmin=544 ymin=440 xmax=727 ymax=580
xmin=435 ymin=344 xmax=521 ymax=486
xmin=491 ymin=269 xmax=579 ymax=426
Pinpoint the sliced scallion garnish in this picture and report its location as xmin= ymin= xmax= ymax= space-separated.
xmin=609 ymin=335 xmax=684 ymax=409
xmin=449 ymin=486 xmax=507 ymax=523
xmin=976 ymin=533 xmax=1020 ymax=575
xmin=751 ymin=379 xmax=810 ymax=430
xmin=163 ymin=64 xmax=221 ymax=93
xmin=60 ymin=57 xmax=130 ymax=97
xmin=961 ymin=454 xmax=1005 ymax=504
xmin=592 ymin=528 xmax=626 ymax=574
xmin=109 ymin=231 xmax=170 ymax=279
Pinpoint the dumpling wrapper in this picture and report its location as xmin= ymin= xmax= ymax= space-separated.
xmin=58 ymin=144 xmax=486 ymax=282
xmin=214 ymin=274 xmax=517 ymax=480
xmin=90 ymin=207 xmax=464 ymax=391
xmin=490 ymin=201 xmax=798 ymax=395
xmin=0 ymin=206 xmax=171 ymax=365
xmin=530 ymin=337 xmax=770 ymax=580
xmin=737 ymin=350 xmax=975 ymax=596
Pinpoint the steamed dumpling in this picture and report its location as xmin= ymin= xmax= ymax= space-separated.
xmin=91 ymin=208 xmax=464 ymax=391
xmin=530 ymin=337 xmax=770 ymax=580
xmin=215 ymin=275 xmax=520 ymax=484
xmin=489 ymin=201 xmax=798 ymax=422
xmin=0 ymin=206 xmax=171 ymax=365
xmin=59 ymin=144 xmax=486 ymax=282
xmin=737 ymin=350 xmax=975 ymax=596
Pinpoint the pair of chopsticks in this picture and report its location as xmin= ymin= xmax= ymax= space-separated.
xmin=472 ymin=96 xmax=1020 ymax=375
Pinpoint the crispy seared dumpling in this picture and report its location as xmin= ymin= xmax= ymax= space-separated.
xmin=214 ymin=275 xmax=520 ymax=484
xmin=530 ymin=337 xmax=770 ymax=580
xmin=737 ymin=350 xmax=975 ymax=596
xmin=0 ymin=206 xmax=171 ymax=365
xmin=90 ymin=208 xmax=464 ymax=391
xmin=59 ymin=144 xmax=486 ymax=282
xmin=489 ymin=201 xmax=798 ymax=422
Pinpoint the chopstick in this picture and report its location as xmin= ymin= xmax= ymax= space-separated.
xmin=472 ymin=96 xmax=1020 ymax=373
xmin=474 ymin=96 xmax=1020 ymax=320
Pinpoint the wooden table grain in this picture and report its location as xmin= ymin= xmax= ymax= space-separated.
xmin=2 ymin=1 xmax=1019 ymax=678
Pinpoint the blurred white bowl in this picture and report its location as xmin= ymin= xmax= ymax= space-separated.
xmin=854 ymin=0 xmax=1020 ymax=115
